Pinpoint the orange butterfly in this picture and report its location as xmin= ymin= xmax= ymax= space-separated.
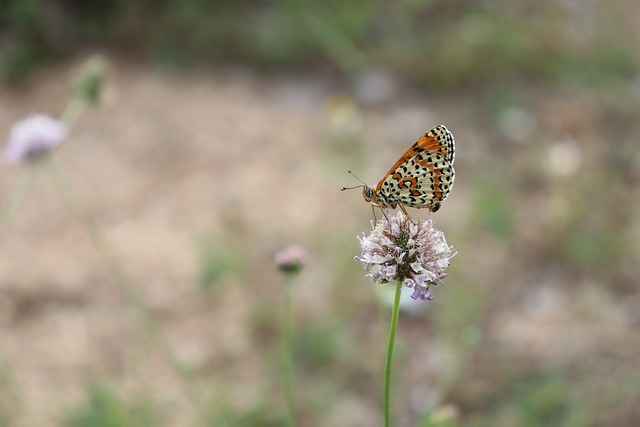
xmin=342 ymin=125 xmax=455 ymax=217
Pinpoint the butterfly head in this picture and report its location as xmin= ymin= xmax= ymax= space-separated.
xmin=362 ymin=185 xmax=374 ymax=202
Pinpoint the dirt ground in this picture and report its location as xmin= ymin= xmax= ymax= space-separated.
xmin=0 ymin=55 xmax=639 ymax=426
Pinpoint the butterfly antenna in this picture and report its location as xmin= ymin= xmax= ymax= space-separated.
xmin=341 ymin=170 xmax=369 ymax=191
xmin=341 ymin=185 xmax=365 ymax=191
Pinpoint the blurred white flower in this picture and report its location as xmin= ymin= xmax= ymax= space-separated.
xmin=544 ymin=138 xmax=582 ymax=178
xmin=323 ymin=94 xmax=363 ymax=138
xmin=4 ymin=114 xmax=67 ymax=164
xmin=353 ymin=68 xmax=397 ymax=106
xmin=497 ymin=107 xmax=535 ymax=144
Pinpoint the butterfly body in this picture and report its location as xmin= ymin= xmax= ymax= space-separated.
xmin=353 ymin=125 xmax=455 ymax=215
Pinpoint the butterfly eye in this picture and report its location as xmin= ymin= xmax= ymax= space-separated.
xmin=363 ymin=187 xmax=373 ymax=202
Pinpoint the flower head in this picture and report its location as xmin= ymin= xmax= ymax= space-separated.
xmin=4 ymin=114 xmax=67 ymax=164
xmin=73 ymin=55 xmax=106 ymax=105
xmin=275 ymin=245 xmax=310 ymax=274
xmin=356 ymin=211 xmax=455 ymax=301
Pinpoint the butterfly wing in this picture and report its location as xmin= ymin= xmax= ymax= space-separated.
xmin=374 ymin=125 xmax=455 ymax=210
xmin=414 ymin=124 xmax=455 ymax=165
xmin=377 ymin=125 xmax=455 ymax=183
xmin=376 ymin=151 xmax=455 ymax=208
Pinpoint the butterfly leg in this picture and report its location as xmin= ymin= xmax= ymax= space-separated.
xmin=381 ymin=208 xmax=390 ymax=222
xmin=371 ymin=204 xmax=390 ymax=223
xmin=398 ymin=204 xmax=414 ymax=221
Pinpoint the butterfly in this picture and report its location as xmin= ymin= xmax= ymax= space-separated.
xmin=342 ymin=125 xmax=455 ymax=217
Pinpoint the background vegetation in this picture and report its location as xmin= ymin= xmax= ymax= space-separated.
xmin=1 ymin=1 xmax=636 ymax=87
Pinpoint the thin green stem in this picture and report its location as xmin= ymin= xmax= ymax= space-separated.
xmin=43 ymin=158 xmax=204 ymax=410
xmin=283 ymin=274 xmax=296 ymax=427
xmin=0 ymin=80 xmax=88 ymax=427
xmin=0 ymin=345 xmax=33 ymax=427
xmin=384 ymin=281 xmax=403 ymax=427
xmin=0 ymin=168 xmax=39 ymax=236
xmin=59 ymin=97 xmax=87 ymax=129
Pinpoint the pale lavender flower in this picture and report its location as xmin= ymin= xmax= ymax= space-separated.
xmin=4 ymin=114 xmax=67 ymax=164
xmin=356 ymin=211 xmax=455 ymax=301
xmin=275 ymin=245 xmax=310 ymax=274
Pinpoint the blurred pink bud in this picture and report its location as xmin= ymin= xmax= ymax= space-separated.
xmin=275 ymin=245 xmax=310 ymax=274
xmin=4 ymin=114 xmax=67 ymax=164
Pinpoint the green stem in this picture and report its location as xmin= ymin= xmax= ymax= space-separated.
xmin=43 ymin=158 xmax=203 ymax=410
xmin=0 ymin=83 xmax=89 ymax=427
xmin=283 ymin=274 xmax=296 ymax=427
xmin=59 ymin=97 xmax=87 ymax=129
xmin=0 ymin=168 xmax=39 ymax=236
xmin=384 ymin=281 xmax=403 ymax=427
xmin=0 ymin=345 xmax=33 ymax=427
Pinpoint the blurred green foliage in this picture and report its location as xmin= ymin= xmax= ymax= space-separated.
xmin=418 ymin=406 xmax=460 ymax=427
xmin=295 ymin=322 xmax=344 ymax=370
xmin=471 ymin=184 xmax=513 ymax=240
xmin=465 ymin=374 xmax=592 ymax=427
xmin=1 ymin=0 xmax=637 ymax=87
xmin=196 ymin=238 xmax=246 ymax=291
xmin=205 ymin=398 xmax=281 ymax=427
xmin=62 ymin=382 xmax=159 ymax=427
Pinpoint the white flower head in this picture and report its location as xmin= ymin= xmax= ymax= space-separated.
xmin=355 ymin=211 xmax=455 ymax=301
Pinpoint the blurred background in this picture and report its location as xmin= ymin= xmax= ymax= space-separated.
xmin=1 ymin=1 xmax=639 ymax=426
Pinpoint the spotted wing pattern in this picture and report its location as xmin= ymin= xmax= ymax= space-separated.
xmin=374 ymin=125 xmax=455 ymax=211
